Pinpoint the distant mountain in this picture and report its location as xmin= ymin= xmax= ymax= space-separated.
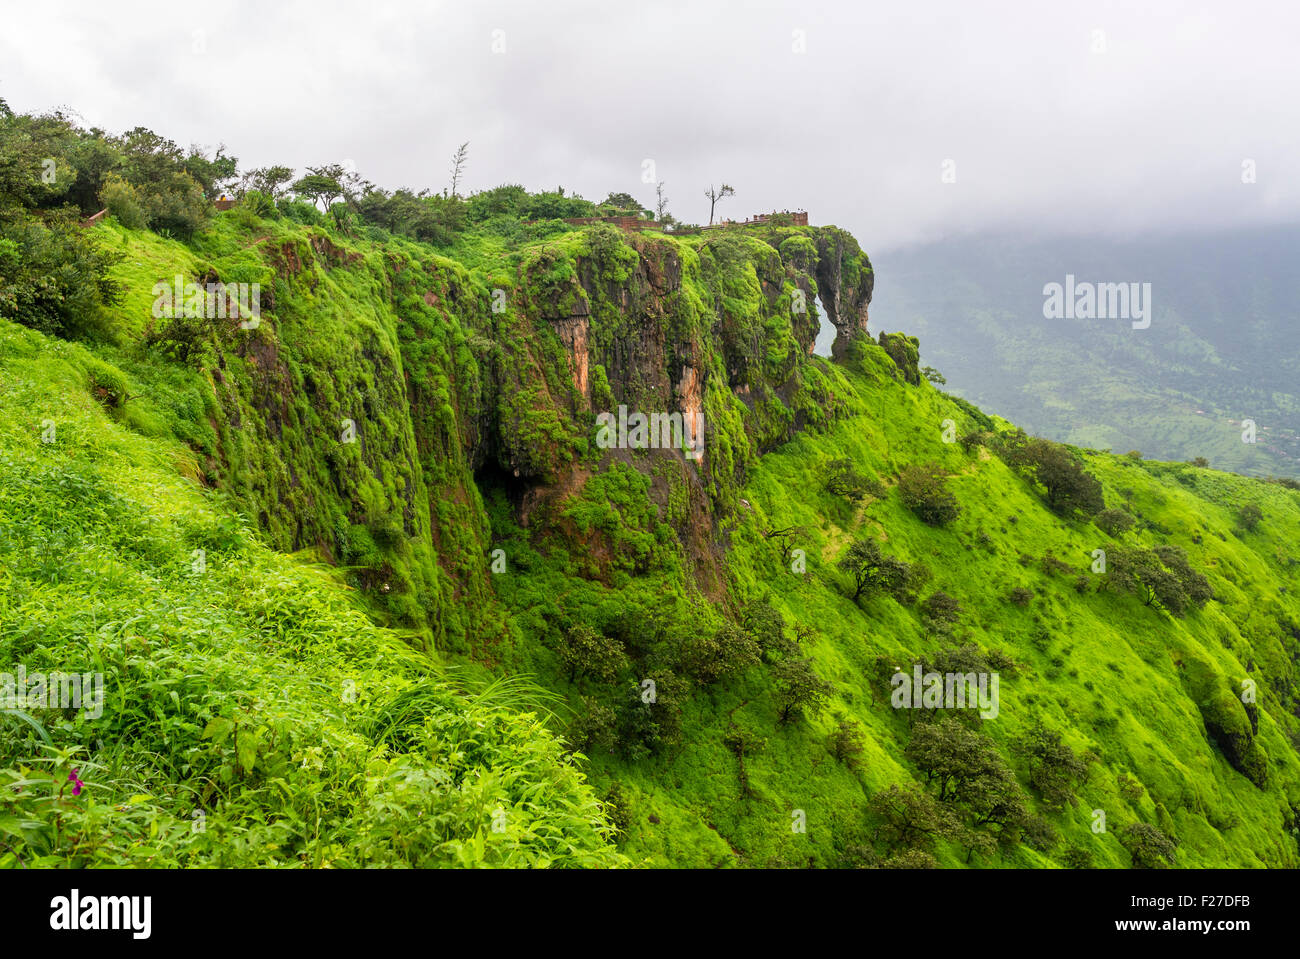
xmin=867 ymin=227 xmax=1300 ymax=477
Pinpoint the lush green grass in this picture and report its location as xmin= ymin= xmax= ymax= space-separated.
xmin=0 ymin=319 xmax=623 ymax=867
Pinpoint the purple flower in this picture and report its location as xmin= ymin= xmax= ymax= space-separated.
xmin=67 ymin=768 xmax=83 ymax=797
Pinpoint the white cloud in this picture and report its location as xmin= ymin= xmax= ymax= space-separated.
xmin=2 ymin=0 xmax=1296 ymax=250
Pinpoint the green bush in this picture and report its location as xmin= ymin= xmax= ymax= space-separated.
xmin=898 ymin=462 xmax=961 ymax=525
xmin=100 ymin=174 xmax=147 ymax=229
xmin=1094 ymin=508 xmax=1136 ymax=536
xmin=0 ymin=215 xmax=122 ymax=338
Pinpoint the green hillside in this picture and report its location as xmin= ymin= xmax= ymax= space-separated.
xmin=870 ymin=230 xmax=1300 ymax=479
xmin=3 ymin=106 xmax=1299 ymax=869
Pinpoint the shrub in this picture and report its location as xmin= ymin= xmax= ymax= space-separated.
xmin=601 ymin=783 xmax=632 ymax=840
xmin=278 ymin=198 xmax=325 ymax=226
xmin=919 ymin=591 xmax=962 ymax=634
xmin=897 ymin=463 xmax=961 ymax=526
xmin=1062 ymin=845 xmax=1094 ymax=868
xmin=838 ymin=538 xmax=915 ymax=603
xmin=1116 ymin=772 xmax=1145 ymax=802
xmin=0 ymin=215 xmax=123 ymax=338
xmin=99 ymin=174 xmax=147 ymax=229
xmin=1009 ymin=586 xmax=1033 ymax=607
xmin=681 ymin=620 xmax=759 ymax=684
xmin=618 ymin=669 xmax=685 ymax=759
xmin=1023 ymin=814 xmax=1059 ymax=852
xmin=1120 ymin=822 xmax=1177 ymax=869
xmin=1094 ymin=508 xmax=1136 ymax=536
xmin=825 ymin=458 xmax=883 ymax=503
xmin=567 ymin=697 xmax=617 ymax=753
xmin=1016 ymin=722 xmax=1089 ymax=810
xmin=772 ymin=657 xmax=832 ymax=723
xmin=868 ymin=784 xmax=961 ymax=853
xmin=243 ymin=190 xmax=277 ymax=218
xmin=881 ymin=849 xmax=939 ymax=868
xmin=828 ymin=719 xmax=867 ymax=771
xmin=742 ymin=599 xmax=796 ymax=662
xmin=1104 ymin=545 xmax=1212 ymax=616
xmin=996 ymin=433 xmax=1104 ymax=517
xmin=905 ymin=719 xmax=1029 ymax=830
xmin=555 ymin=624 xmax=627 ymax=684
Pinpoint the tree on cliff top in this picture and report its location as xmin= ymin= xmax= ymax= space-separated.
xmin=704 ymin=182 xmax=734 ymax=225
xmin=448 ymin=141 xmax=469 ymax=198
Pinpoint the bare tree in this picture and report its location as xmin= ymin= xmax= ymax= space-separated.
xmin=655 ymin=181 xmax=669 ymax=221
xmin=449 ymin=141 xmax=469 ymax=198
xmin=704 ymin=182 xmax=735 ymax=225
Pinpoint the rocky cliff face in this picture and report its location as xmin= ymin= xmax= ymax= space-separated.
xmin=185 ymin=220 xmax=874 ymax=652
xmin=467 ymin=224 xmax=874 ymax=603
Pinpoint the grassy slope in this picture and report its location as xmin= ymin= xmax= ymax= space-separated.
xmin=709 ymin=350 xmax=1300 ymax=867
xmin=515 ymin=343 xmax=1300 ymax=868
xmin=0 ymin=317 xmax=622 ymax=867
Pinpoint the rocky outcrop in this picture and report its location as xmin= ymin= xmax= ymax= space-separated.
xmin=190 ymin=220 xmax=875 ymax=649
xmin=811 ymin=227 xmax=874 ymax=358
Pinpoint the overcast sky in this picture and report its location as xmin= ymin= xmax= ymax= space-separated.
xmin=3 ymin=0 xmax=1297 ymax=251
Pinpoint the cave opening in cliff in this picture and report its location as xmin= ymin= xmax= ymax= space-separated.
xmin=473 ymin=458 xmax=531 ymax=513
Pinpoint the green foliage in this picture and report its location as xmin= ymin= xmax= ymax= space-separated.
xmin=556 ymin=624 xmax=628 ymax=684
xmin=183 ymin=145 xmax=238 ymax=199
xmin=1016 ymin=723 xmax=1089 ymax=810
xmin=467 ymin=184 xmax=529 ymax=222
xmin=828 ymin=719 xmax=867 ymax=771
xmin=524 ymin=188 xmax=595 ymax=220
xmin=897 ymin=462 xmax=961 ymax=525
xmin=772 ymin=657 xmax=833 ymax=723
xmin=838 ymin=538 xmax=915 ymax=603
xmin=1094 ymin=507 xmax=1136 ymax=536
xmin=0 ymin=326 xmax=623 ymax=867
xmin=356 ymin=187 xmax=467 ymax=244
xmin=825 ymin=457 xmax=882 ymax=503
xmin=679 ymin=620 xmax=760 ymax=685
xmin=238 ymin=165 xmax=295 ymax=200
xmin=906 ymin=719 xmax=1029 ymax=831
xmin=100 ymin=174 xmax=147 ymax=228
xmin=1104 ymin=544 xmax=1212 ymax=616
xmin=292 ymin=173 xmax=343 ymax=211
xmin=1120 ymin=822 xmax=1178 ymax=869
xmin=996 ymin=432 xmax=1105 ymax=517
xmin=0 ymin=214 xmax=122 ymax=337
xmin=868 ymin=783 xmax=962 ymax=854
xmin=919 ymin=591 xmax=962 ymax=635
